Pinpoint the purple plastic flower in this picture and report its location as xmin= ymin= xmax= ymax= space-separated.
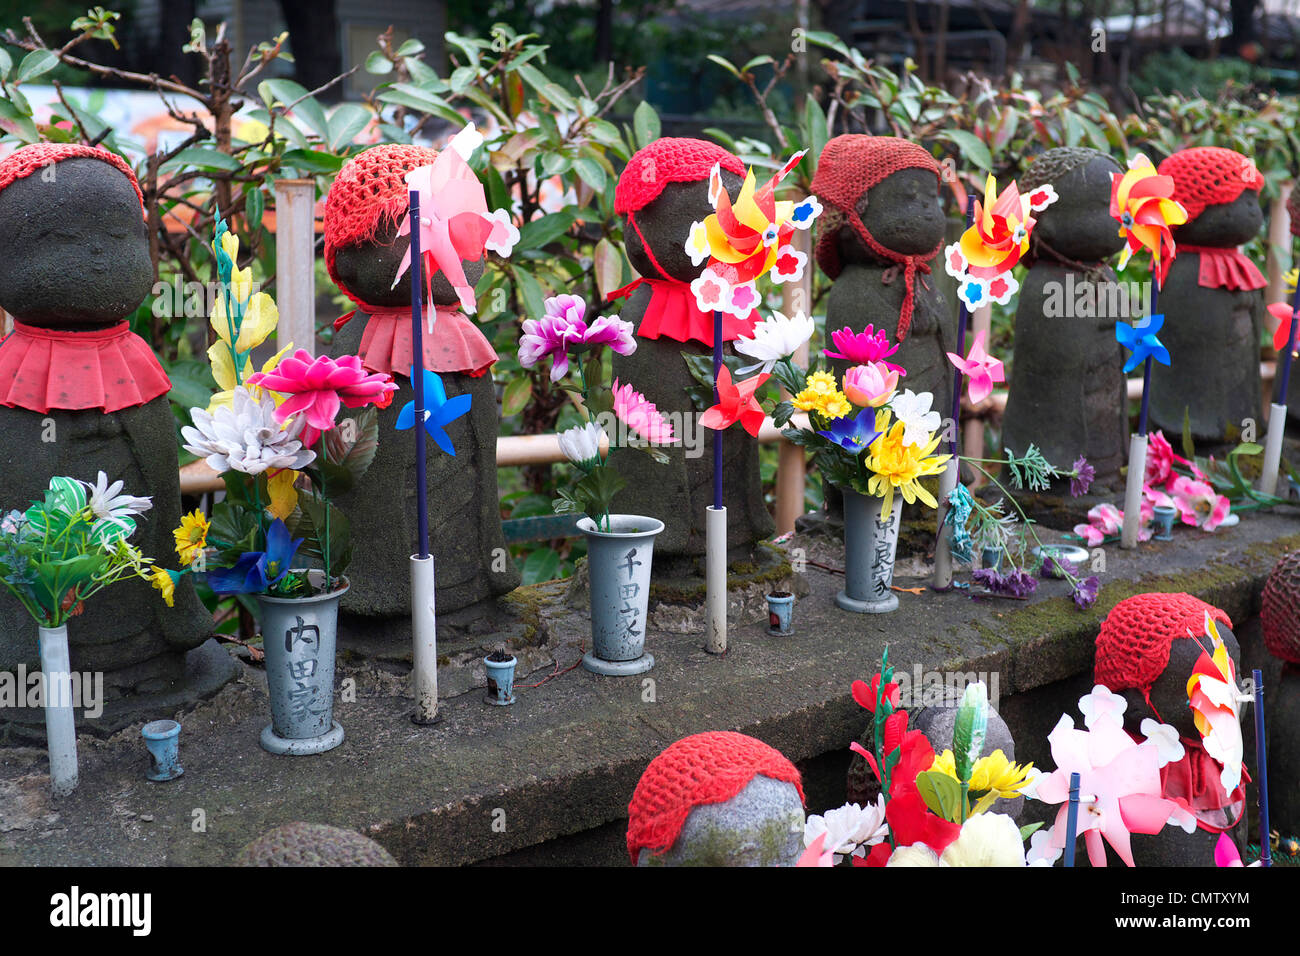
xmin=1041 ymin=555 xmax=1078 ymax=579
xmin=823 ymin=325 xmax=905 ymax=375
xmin=972 ymin=566 xmax=1038 ymax=598
xmin=1071 ymin=575 xmax=1100 ymax=609
xmin=1070 ymin=456 xmax=1095 ymax=497
xmin=518 ymin=295 xmax=637 ymax=382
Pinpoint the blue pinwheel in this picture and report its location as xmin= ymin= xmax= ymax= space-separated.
xmin=1115 ymin=313 xmax=1171 ymax=374
xmin=816 ymin=407 xmax=882 ymax=453
xmin=395 ymin=367 xmax=472 ymax=456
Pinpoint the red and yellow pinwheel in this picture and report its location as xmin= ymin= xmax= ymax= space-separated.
xmin=685 ymin=152 xmax=821 ymax=317
xmin=1186 ymin=612 xmax=1247 ymax=795
xmin=943 ymin=174 xmax=1056 ymax=309
xmin=1109 ymin=154 xmax=1187 ymax=284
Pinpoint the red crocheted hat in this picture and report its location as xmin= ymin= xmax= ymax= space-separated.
xmin=1262 ymin=550 xmax=1300 ymax=664
xmin=1157 ymin=147 xmax=1262 ymax=224
xmin=811 ymin=135 xmax=941 ymax=341
xmin=1094 ymin=592 xmax=1232 ymax=693
xmin=626 ymin=731 xmax=805 ymax=865
xmin=0 ymin=142 xmax=144 ymax=216
xmin=614 ymin=137 xmax=745 ymax=215
xmin=324 ymin=143 xmax=442 ymax=297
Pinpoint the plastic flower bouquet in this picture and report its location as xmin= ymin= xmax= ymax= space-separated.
xmin=0 ymin=474 xmax=156 ymax=627
xmin=519 ymin=293 xmax=676 ymax=529
xmin=164 ymin=219 xmax=396 ymax=600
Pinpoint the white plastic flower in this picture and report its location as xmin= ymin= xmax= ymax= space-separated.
xmin=890 ymin=389 xmax=943 ymax=448
xmin=803 ymin=796 xmax=888 ymax=861
xmin=557 ymin=421 xmax=606 ymax=471
xmin=1078 ymin=684 xmax=1128 ymax=730
xmin=734 ymin=310 xmax=816 ymax=374
xmin=182 ymin=387 xmax=317 ymax=476
xmin=685 ymin=220 xmax=712 ymax=267
xmin=885 ymin=843 xmax=942 ymax=866
xmin=886 ymin=814 xmax=1027 ymax=867
xmin=1027 ymin=825 xmax=1062 ymax=866
xmin=483 ymin=208 xmax=520 ymax=258
xmin=81 ymin=471 xmax=152 ymax=521
xmin=1139 ymin=718 xmax=1186 ymax=768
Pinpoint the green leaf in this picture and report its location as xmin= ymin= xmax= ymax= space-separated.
xmin=937 ymin=129 xmax=992 ymax=172
xmin=160 ymin=147 xmax=242 ymax=173
xmin=449 ymin=64 xmax=477 ymax=94
xmin=501 ymin=375 xmax=532 ymax=417
xmin=573 ymin=466 xmax=626 ymax=522
xmin=915 ymin=770 xmax=964 ymax=823
xmin=365 ymin=50 xmax=393 ymax=75
xmin=802 ymin=94 xmax=828 ymax=181
xmin=511 ymin=266 xmax=547 ymax=320
xmin=15 ymin=49 xmax=57 ymax=83
xmin=706 ymin=54 xmax=741 ymax=79
xmin=571 ymin=156 xmax=606 ymax=193
xmin=164 ymin=357 xmax=216 ymax=411
xmin=521 ymin=546 xmax=562 ymax=585
xmin=396 ymin=38 xmax=425 ymax=57
xmin=261 ymin=79 xmax=329 ymax=141
xmin=633 ymin=100 xmax=661 ymax=148
xmin=244 ymin=184 xmax=266 ymax=233
xmin=953 ymin=680 xmax=988 ymax=782
xmin=290 ymin=495 xmax=352 ymax=578
xmin=321 ymin=406 xmax=379 ymax=487
xmin=326 ymin=103 xmax=371 ymax=150
xmin=280 ymin=148 xmax=345 ymax=174
xmin=1231 ymin=441 xmax=1265 ymax=458
xmin=1019 ymin=822 xmax=1044 ymax=841
xmin=1181 ymin=407 xmax=1196 ymax=461
xmin=0 ymin=47 xmax=12 ymax=80
xmin=378 ymin=83 xmax=466 ymax=125
xmin=0 ymin=99 xmax=39 ymax=143
xmin=517 ymin=210 xmax=575 ymax=251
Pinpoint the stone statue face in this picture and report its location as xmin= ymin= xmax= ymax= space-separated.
xmin=1173 ymin=191 xmax=1264 ymax=247
xmin=1031 ymin=155 xmax=1127 ymax=262
xmin=1117 ymin=625 xmax=1241 ymax=740
xmin=0 ymin=158 xmax=153 ymax=329
xmin=622 ymin=169 xmax=744 ymax=283
xmin=838 ymin=167 xmax=945 ymax=265
xmin=332 ymin=218 xmax=485 ymax=308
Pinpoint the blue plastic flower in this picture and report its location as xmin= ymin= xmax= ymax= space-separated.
xmin=816 ymin=407 xmax=881 ymax=453
xmin=1115 ymin=313 xmax=1171 ymax=374
xmin=207 ymin=519 xmax=303 ymax=595
xmin=395 ymin=367 xmax=472 ymax=457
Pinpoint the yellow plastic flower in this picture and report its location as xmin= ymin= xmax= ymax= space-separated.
xmin=211 ymin=285 xmax=278 ymax=352
xmin=150 ymin=567 xmax=176 ymax=608
xmin=930 ymin=748 xmax=1035 ymax=809
xmin=174 ymin=509 xmax=210 ymax=566
xmin=208 ymin=343 xmax=294 ymax=412
xmin=792 ymin=370 xmax=853 ymax=420
xmin=864 ymin=410 xmax=951 ymax=512
xmin=266 ymin=468 xmax=300 ymax=521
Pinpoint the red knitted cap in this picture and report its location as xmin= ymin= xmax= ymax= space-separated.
xmin=0 ymin=142 xmax=143 ymax=216
xmin=324 ymin=143 xmax=442 ymax=295
xmin=1095 ymin=592 xmax=1232 ymax=693
xmin=626 ymin=731 xmax=805 ymax=865
xmin=811 ymin=135 xmax=941 ymax=340
xmin=614 ymin=138 xmax=745 ymax=215
xmin=1157 ymin=147 xmax=1262 ymax=223
xmin=1262 ymin=550 xmax=1300 ymax=664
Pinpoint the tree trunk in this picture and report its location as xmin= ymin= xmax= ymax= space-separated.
xmin=278 ymin=0 xmax=344 ymax=98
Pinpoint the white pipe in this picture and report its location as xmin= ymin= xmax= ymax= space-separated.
xmin=1259 ymin=403 xmax=1287 ymax=498
xmin=705 ymin=505 xmax=727 ymax=655
xmin=932 ymin=457 xmax=959 ymax=589
xmin=38 ymin=625 xmax=78 ymax=797
xmin=273 ymin=179 xmax=317 ymax=357
xmin=1121 ymin=433 xmax=1148 ymax=549
xmin=410 ymin=554 xmax=438 ymax=722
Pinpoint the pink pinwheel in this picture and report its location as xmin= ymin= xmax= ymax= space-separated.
xmin=701 ymin=367 xmax=768 ymax=437
xmin=1029 ymin=686 xmax=1181 ymax=867
xmin=247 ymin=350 xmax=397 ymax=447
xmin=393 ymin=137 xmax=516 ymax=314
xmin=1214 ymin=832 xmax=1259 ymax=867
xmin=823 ymin=325 xmax=905 ymax=375
xmin=945 ymin=329 xmax=1005 ymax=405
xmin=612 ymin=379 xmax=676 ymax=445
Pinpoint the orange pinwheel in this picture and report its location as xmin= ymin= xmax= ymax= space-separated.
xmin=943 ymin=174 xmax=1055 ymax=309
xmin=1186 ymin=612 xmax=1247 ymax=794
xmin=700 ymin=367 xmax=769 ymax=437
xmin=1110 ymin=154 xmax=1187 ymax=285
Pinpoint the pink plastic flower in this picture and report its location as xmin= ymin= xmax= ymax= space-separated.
xmin=246 ymin=350 xmax=397 ymax=447
xmin=1144 ymin=430 xmax=1177 ymax=488
xmin=1170 ymin=475 xmax=1231 ymax=531
xmin=518 ymin=295 xmax=637 ymax=382
xmin=612 ymin=379 xmax=675 ymax=445
xmin=842 ymin=362 xmax=898 ymax=408
xmin=823 ymin=325 xmax=905 ymax=374
xmin=945 ymin=329 xmax=1005 ymax=405
xmin=1074 ymin=500 xmax=1156 ymax=546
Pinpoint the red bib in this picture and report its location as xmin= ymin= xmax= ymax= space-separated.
xmin=334 ymin=305 xmax=496 ymax=378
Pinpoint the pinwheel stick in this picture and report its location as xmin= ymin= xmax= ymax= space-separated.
xmin=410 ymin=190 xmax=430 ymax=560
xmin=1260 ymin=275 xmax=1299 ymax=497
xmin=948 ymin=194 xmax=977 ymax=456
xmin=1137 ymin=283 xmax=1158 ymax=438
xmin=713 ymin=309 xmax=723 ymax=510
xmin=1253 ymin=668 xmax=1272 ymax=867
xmin=707 ymin=308 xmax=727 ymax=655
xmin=1064 ymin=770 xmax=1081 ymax=868
xmin=1121 ymin=280 xmax=1157 ymax=549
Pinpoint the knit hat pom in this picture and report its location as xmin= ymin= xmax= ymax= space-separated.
xmin=1094 ymin=592 xmax=1232 ymax=693
xmin=1157 ymin=146 xmax=1262 ymax=224
xmin=614 ymin=137 xmax=745 ymax=215
xmin=0 ymin=142 xmax=144 ymax=217
xmin=1262 ymin=550 xmax=1300 ymax=663
xmin=626 ymin=730 xmax=805 ymax=865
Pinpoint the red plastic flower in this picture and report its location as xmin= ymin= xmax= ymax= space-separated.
xmin=247 ymin=349 xmax=397 ymax=447
xmin=851 ymin=673 xmax=901 ymax=713
xmin=701 ymin=367 xmax=768 ymax=437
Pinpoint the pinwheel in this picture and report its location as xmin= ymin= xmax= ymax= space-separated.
xmin=1110 ymin=155 xmax=1187 ymax=547
xmin=945 ymin=329 xmax=1005 ymax=406
xmin=395 ymin=367 xmax=471 ymax=458
xmin=392 ymin=124 xmax=518 ymax=316
xmin=943 ymin=174 xmax=1056 ymax=310
xmin=1110 ymin=155 xmax=1187 ymax=282
xmin=1186 ymin=613 xmax=1249 ymax=795
xmin=700 ymin=367 xmax=768 ymax=438
xmin=1115 ymin=313 xmax=1171 ymax=375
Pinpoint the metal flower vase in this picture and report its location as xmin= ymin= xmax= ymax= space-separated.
xmin=256 ymin=572 xmax=347 ymax=755
xmin=579 ymin=515 xmax=663 ymax=676
xmin=837 ymin=490 xmax=903 ymax=614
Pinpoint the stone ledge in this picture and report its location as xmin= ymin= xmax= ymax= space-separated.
xmin=0 ymin=512 xmax=1295 ymax=866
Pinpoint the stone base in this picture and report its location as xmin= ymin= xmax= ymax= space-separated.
xmin=0 ymin=638 xmax=240 ymax=747
xmin=581 ymin=652 xmax=655 ymax=676
xmin=260 ymin=721 xmax=345 ymax=756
